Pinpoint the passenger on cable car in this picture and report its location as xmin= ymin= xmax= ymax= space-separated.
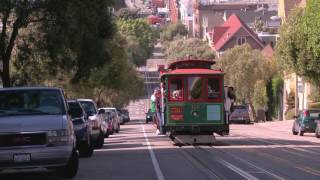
xmin=172 ymin=89 xmax=182 ymax=99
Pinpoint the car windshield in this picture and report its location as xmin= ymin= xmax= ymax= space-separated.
xmin=233 ymin=106 xmax=248 ymax=113
xmin=79 ymin=101 xmax=97 ymax=115
xmin=68 ymin=102 xmax=84 ymax=119
xmin=309 ymin=111 xmax=320 ymax=118
xmin=0 ymin=89 xmax=65 ymax=116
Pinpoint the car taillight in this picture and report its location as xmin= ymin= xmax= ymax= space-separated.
xmin=91 ymin=120 xmax=99 ymax=129
xmin=170 ymin=106 xmax=184 ymax=121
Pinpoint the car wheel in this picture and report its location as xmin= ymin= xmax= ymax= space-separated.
xmin=292 ymin=126 xmax=298 ymax=135
xmin=79 ymin=137 xmax=94 ymax=158
xmin=298 ymin=127 xmax=304 ymax=136
xmin=57 ymin=148 xmax=79 ymax=179
xmin=316 ymin=126 xmax=320 ymax=138
xmin=115 ymin=124 xmax=120 ymax=133
xmin=95 ymin=131 xmax=104 ymax=149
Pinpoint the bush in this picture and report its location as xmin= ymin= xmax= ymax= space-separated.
xmin=160 ymin=22 xmax=188 ymax=42
xmin=285 ymin=108 xmax=296 ymax=120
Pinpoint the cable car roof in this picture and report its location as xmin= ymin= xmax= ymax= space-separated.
xmin=161 ymin=68 xmax=224 ymax=77
xmin=167 ymin=59 xmax=215 ymax=70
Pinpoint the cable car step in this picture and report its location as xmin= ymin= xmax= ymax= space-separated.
xmin=171 ymin=135 xmax=216 ymax=145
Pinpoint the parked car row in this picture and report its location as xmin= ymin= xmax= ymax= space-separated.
xmin=0 ymin=87 xmax=130 ymax=178
xmin=292 ymin=109 xmax=320 ymax=138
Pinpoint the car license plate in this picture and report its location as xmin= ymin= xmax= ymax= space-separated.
xmin=13 ymin=154 xmax=31 ymax=163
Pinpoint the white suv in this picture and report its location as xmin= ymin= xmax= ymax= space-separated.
xmin=78 ymin=99 xmax=107 ymax=149
xmin=0 ymin=87 xmax=78 ymax=178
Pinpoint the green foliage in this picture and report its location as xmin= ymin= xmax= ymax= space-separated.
xmin=217 ymin=44 xmax=273 ymax=120
xmin=308 ymin=102 xmax=320 ymax=109
xmin=117 ymin=18 xmax=157 ymax=66
xmin=285 ymin=108 xmax=296 ymax=120
xmin=253 ymin=80 xmax=268 ymax=108
xmin=0 ymin=0 xmax=143 ymax=107
xmin=276 ymin=7 xmax=305 ymax=74
xmin=308 ymin=85 xmax=320 ymax=102
xmin=65 ymin=33 xmax=144 ymax=107
xmin=165 ymin=38 xmax=215 ymax=63
xmin=270 ymin=75 xmax=284 ymax=118
xmin=253 ymin=19 xmax=264 ymax=32
xmin=160 ymin=22 xmax=188 ymax=42
xmin=116 ymin=8 xmax=140 ymax=20
xmin=277 ymin=1 xmax=320 ymax=85
xmin=0 ymin=0 xmax=116 ymax=87
xmin=43 ymin=0 xmax=116 ymax=83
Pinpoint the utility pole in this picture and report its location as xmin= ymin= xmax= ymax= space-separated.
xmin=295 ymin=74 xmax=299 ymax=115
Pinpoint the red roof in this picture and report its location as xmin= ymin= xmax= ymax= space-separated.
xmin=211 ymin=14 xmax=264 ymax=51
xmin=162 ymin=69 xmax=224 ymax=76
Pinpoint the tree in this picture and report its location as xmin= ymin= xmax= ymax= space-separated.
xmin=117 ymin=18 xmax=157 ymax=66
xmin=160 ymin=22 xmax=188 ymax=42
xmin=276 ymin=1 xmax=320 ymax=85
xmin=164 ymin=38 xmax=215 ymax=63
xmin=276 ymin=7 xmax=305 ymax=76
xmin=0 ymin=0 xmax=115 ymax=87
xmin=67 ymin=33 xmax=144 ymax=107
xmin=116 ymin=8 xmax=140 ymax=20
xmin=217 ymin=44 xmax=273 ymax=121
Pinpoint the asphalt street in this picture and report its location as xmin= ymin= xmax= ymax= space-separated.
xmin=1 ymin=118 xmax=320 ymax=180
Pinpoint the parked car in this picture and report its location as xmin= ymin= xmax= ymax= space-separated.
xmin=102 ymin=107 xmax=121 ymax=133
xmin=229 ymin=105 xmax=251 ymax=124
xmin=105 ymin=111 xmax=114 ymax=136
xmin=121 ymin=109 xmax=130 ymax=123
xmin=117 ymin=109 xmax=125 ymax=125
xmin=146 ymin=109 xmax=153 ymax=124
xmin=316 ymin=121 xmax=320 ymax=138
xmin=98 ymin=108 xmax=114 ymax=138
xmin=67 ymin=100 xmax=94 ymax=157
xmin=78 ymin=99 xmax=107 ymax=149
xmin=292 ymin=109 xmax=320 ymax=136
xmin=0 ymin=87 xmax=78 ymax=178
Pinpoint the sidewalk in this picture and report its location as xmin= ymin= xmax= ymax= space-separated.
xmin=253 ymin=119 xmax=294 ymax=133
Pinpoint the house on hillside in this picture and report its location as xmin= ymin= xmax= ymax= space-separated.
xmin=208 ymin=14 xmax=264 ymax=56
xmin=192 ymin=1 xmax=279 ymax=39
xmin=179 ymin=0 xmax=194 ymax=37
xmin=168 ymin=0 xmax=179 ymax=23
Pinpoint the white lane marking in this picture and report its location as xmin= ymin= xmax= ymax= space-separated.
xmin=218 ymin=159 xmax=259 ymax=180
xmin=141 ymin=124 xmax=165 ymax=180
xmin=232 ymin=156 xmax=285 ymax=180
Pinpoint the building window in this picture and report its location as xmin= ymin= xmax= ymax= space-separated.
xmin=237 ymin=36 xmax=246 ymax=45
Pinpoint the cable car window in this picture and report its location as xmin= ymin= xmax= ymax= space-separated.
xmin=188 ymin=77 xmax=203 ymax=100
xmin=169 ymin=79 xmax=183 ymax=101
xmin=208 ymin=78 xmax=221 ymax=99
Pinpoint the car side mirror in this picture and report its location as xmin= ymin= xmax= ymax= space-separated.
xmin=87 ymin=111 xmax=94 ymax=116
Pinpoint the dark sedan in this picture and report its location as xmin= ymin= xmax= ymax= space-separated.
xmin=68 ymin=100 xmax=94 ymax=157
